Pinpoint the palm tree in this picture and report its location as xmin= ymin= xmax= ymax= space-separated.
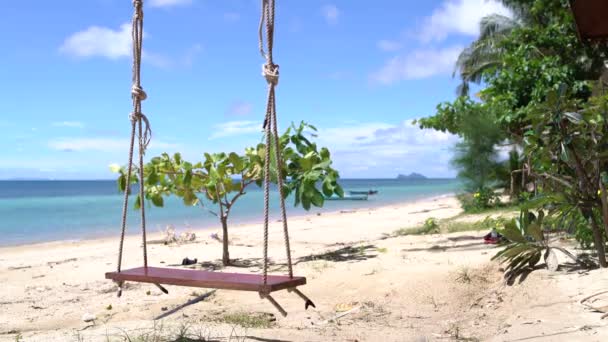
xmin=453 ymin=1 xmax=532 ymax=96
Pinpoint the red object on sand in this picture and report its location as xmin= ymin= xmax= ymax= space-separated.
xmin=483 ymin=231 xmax=502 ymax=244
xmin=106 ymin=267 xmax=306 ymax=292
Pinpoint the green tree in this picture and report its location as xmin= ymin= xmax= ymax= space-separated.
xmin=521 ymin=88 xmax=608 ymax=266
xmin=421 ymin=0 xmax=608 ymax=267
xmin=115 ymin=122 xmax=343 ymax=266
xmin=451 ymin=109 xmax=505 ymax=192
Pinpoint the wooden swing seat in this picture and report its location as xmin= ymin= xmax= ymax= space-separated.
xmin=105 ymin=267 xmax=306 ymax=292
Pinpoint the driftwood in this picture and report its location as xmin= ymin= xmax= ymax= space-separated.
xmin=319 ymin=305 xmax=361 ymax=325
xmin=580 ymin=290 xmax=608 ymax=319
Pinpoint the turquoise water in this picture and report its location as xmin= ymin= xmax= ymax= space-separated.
xmin=0 ymin=179 xmax=461 ymax=246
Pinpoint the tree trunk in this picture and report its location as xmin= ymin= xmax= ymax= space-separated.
xmin=585 ymin=209 xmax=607 ymax=268
xmin=599 ymin=179 xmax=608 ymax=239
xmin=221 ymin=216 xmax=230 ymax=266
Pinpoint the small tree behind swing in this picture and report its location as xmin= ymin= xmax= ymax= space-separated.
xmin=105 ymin=0 xmax=315 ymax=317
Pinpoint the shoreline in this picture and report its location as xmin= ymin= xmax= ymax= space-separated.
xmin=0 ymin=192 xmax=457 ymax=250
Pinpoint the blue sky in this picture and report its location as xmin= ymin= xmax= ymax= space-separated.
xmin=0 ymin=0 xmax=509 ymax=179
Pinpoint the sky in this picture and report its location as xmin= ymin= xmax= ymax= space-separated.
xmin=0 ymin=0 xmax=510 ymax=180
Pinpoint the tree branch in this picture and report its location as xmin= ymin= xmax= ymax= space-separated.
xmin=528 ymin=170 xmax=574 ymax=189
xmin=195 ymin=196 xmax=218 ymax=217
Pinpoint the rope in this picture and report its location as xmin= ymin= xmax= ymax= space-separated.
xmin=116 ymin=0 xmax=151 ymax=274
xmin=270 ymin=96 xmax=294 ymax=279
xmin=117 ymin=121 xmax=137 ymax=273
xmin=262 ymin=93 xmax=272 ymax=286
xmin=260 ymin=0 xmax=294 ymax=287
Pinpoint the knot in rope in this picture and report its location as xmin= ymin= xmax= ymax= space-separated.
xmin=262 ymin=63 xmax=279 ymax=86
xmin=131 ymin=85 xmax=147 ymax=101
xmin=133 ymin=0 xmax=144 ymax=19
xmin=129 ymin=112 xmax=152 ymax=149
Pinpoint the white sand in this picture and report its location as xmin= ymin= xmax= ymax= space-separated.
xmin=1 ymin=195 xmax=608 ymax=341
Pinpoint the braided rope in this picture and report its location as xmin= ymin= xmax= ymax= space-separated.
xmin=270 ymin=95 xmax=294 ymax=278
xmin=262 ymin=91 xmax=272 ymax=286
xmin=260 ymin=0 xmax=294 ymax=286
xmin=116 ymin=0 xmax=151 ymax=274
xmin=117 ymin=121 xmax=137 ymax=273
xmin=137 ymin=119 xmax=149 ymax=268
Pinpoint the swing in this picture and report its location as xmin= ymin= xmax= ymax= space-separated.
xmin=105 ymin=0 xmax=314 ymax=317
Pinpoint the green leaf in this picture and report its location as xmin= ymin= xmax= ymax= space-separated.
xmin=183 ymin=190 xmax=198 ymax=206
xmin=322 ymin=180 xmax=334 ymax=197
xmin=602 ymin=172 xmax=608 ymax=185
xmin=302 ymin=195 xmax=311 ymax=210
xmin=151 ymin=195 xmax=164 ymax=207
xmin=310 ymin=189 xmax=324 ymax=208
xmin=117 ymin=174 xmax=127 ymax=193
xmin=183 ymin=169 xmax=193 ymax=186
xmin=320 ymin=147 xmax=330 ymax=160
xmin=335 ymin=184 xmax=345 ymax=198
xmin=527 ymin=222 xmax=544 ymax=243
xmin=147 ymin=170 xmax=159 ymax=186
xmin=560 ymin=143 xmax=570 ymax=162
xmin=500 ymin=220 xmax=527 ymax=243
xmin=313 ymin=160 xmax=331 ymax=170
xmin=563 ymin=111 xmax=582 ymax=124
xmin=109 ymin=164 xmax=122 ymax=173
xmin=134 ymin=195 xmax=142 ymax=210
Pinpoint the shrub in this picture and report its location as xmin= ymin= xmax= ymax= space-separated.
xmin=458 ymin=187 xmax=500 ymax=212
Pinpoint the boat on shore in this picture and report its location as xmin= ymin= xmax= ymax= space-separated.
xmin=325 ymin=194 xmax=369 ymax=201
xmin=349 ymin=190 xmax=378 ymax=196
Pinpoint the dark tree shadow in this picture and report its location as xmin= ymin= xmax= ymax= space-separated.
xmin=295 ymin=244 xmax=378 ymax=264
xmin=401 ymin=241 xmax=492 ymax=253
xmin=154 ymin=290 xmax=217 ymax=320
xmin=243 ymin=337 xmax=292 ymax=342
xmin=170 ymin=338 xmax=221 ymax=342
xmin=447 ymin=235 xmax=482 ymax=242
xmin=505 ymin=265 xmax=545 ymax=286
xmin=163 ymin=244 xmax=380 ymax=274
xmin=505 ymin=259 xmax=599 ymax=286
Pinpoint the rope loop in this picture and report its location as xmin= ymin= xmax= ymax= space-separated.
xmin=133 ymin=0 xmax=144 ymax=16
xmin=129 ymin=112 xmax=152 ymax=149
xmin=131 ymin=85 xmax=148 ymax=101
xmin=262 ymin=63 xmax=279 ymax=86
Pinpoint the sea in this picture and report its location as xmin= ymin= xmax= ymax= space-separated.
xmin=0 ymin=179 xmax=461 ymax=246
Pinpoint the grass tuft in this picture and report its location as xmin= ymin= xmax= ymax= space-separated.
xmin=394 ymin=215 xmax=511 ymax=237
xmin=217 ymin=312 xmax=275 ymax=329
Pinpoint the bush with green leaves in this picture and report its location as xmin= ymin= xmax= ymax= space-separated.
xmin=113 ymin=121 xmax=343 ymax=266
xmin=457 ymin=187 xmax=500 ymax=213
xmin=493 ymin=208 xmax=586 ymax=281
xmin=423 ymin=217 xmax=440 ymax=233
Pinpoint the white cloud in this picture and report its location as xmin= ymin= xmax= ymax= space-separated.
xmin=226 ymin=101 xmax=253 ymax=116
xmin=321 ymin=4 xmax=340 ymax=25
xmin=377 ymin=39 xmax=402 ymax=52
xmin=317 ymin=121 xmax=459 ymax=178
xmin=150 ymin=0 xmax=192 ymax=7
xmin=48 ymin=138 xmax=178 ymax=152
xmin=209 ymin=121 xmax=262 ymax=140
xmin=370 ymin=46 xmax=463 ymax=85
xmin=419 ymin=0 xmax=510 ymax=42
xmin=52 ymin=121 xmax=85 ymax=128
xmin=60 ymin=23 xmax=131 ymax=59
xmin=60 ymin=24 xmax=202 ymax=68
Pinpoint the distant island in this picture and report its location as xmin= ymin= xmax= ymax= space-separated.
xmin=396 ymin=173 xmax=427 ymax=180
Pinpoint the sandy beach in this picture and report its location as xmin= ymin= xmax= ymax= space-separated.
xmin=2 ymin=195 xmax=608 ymax=341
